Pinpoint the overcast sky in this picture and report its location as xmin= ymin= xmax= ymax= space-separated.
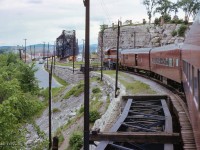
xmin=0 ymin=0 xmax=184 ymax=46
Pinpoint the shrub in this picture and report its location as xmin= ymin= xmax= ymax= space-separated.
xmin=64 ymin=82 xmax=84 ymax=99
xmin=89 ymin=110 xmax=100 ymax=123
xmin=78 ymin=105 xmax=84 ymax=114
xmin=171 ymin=19 xmax=184 ymax=24
xmin=154 ymin=18 xmax=160 ymax=26
xmin=163 ymin=14 xmax=171 ymax=23
xmin=178 ymin=24 xmax=187 ymax=37
xmin=143 ymin=19 xmax=146 ymax=24
xmin=171 ymin=30 xmax=177 ymax=37
xmin=92 ymin=87 xmax=101 ymax=94
xmin=69 ymin=131 xmax=83 ymax=150
xmin=52 ymin=108 xmax=61 ymax=113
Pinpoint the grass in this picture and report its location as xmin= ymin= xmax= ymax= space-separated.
xmin=120 ymin=80 xmax=156 ymax=94
xmin=63 ymin=82 xmax=84 ymax=99
xmin=56 ymin=61 xmax=84 ymax=68
xmin=101 ymin=70 xmax=156 ymax=94
xmin=53 ymin=74 xmax=68 ymax=86
xmin=56 ymin=61 xmax=101 ymax=68
xmin=52 ymin=108 xmax=61 ymax=113
xmin=54 ymin=127 xmax=65 ymax=146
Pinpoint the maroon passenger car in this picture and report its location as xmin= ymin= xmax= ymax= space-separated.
xmin=182 ymin=11 xmax=200 ymax=149
xmin=150 ymin=44 xmax=182 ymax=85
xmin=120 ymin=48 xmax=151 ymax=72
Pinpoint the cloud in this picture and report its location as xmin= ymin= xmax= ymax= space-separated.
xmin=27 ymin=0 xmax=43 ymax=4
xmin=0 ymin=0 xmax=185 ymax=46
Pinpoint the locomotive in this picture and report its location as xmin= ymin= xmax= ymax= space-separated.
xmin=103 ymin=12 xmax=200 ymax=149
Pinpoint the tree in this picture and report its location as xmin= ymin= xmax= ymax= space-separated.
xmin=178 ymin=0 xmax=200 ymax=21
xmin=154 ymin=0 xmax=173 ymax=16
xmin=191 ymin=0 xmax=200 ymax=20
xmin=171 ymin=2 xmax=179 ymax=16
xmin=143 ymin=0 xmax=158 ymax=24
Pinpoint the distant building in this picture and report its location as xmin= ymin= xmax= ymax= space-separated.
xmin=56 ymin=30 xmax=79 ymax=60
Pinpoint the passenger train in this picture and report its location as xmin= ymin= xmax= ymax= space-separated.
xmin=103 ymin=12 xmax=200 ymax=149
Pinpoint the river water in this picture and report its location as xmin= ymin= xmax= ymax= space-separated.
xmin=34 ymin=62 xmax=61 ymax=88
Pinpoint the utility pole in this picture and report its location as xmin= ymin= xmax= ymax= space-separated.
xmin=24 ymin=39 xmax=27 ymax=63
xmin=83 ymin=0 xmax=90 ymax=149
xmin=134 ymin=31 xmax=136 ymax=48
xmin=17 ymin=45 xmax=22 ymax=60
xmin=115 ymin=20 xmax=120 ymax=98
xmin=34 ymin=45 xmax=35 ymax=60
xmin=54 ymin=41 xmax=56 ymax=69
xmin=43 ymin=42 xmax=45 ymax=59
xmin=48 ymin=56 xmax=53 ymax=149
xmin=82 ymin=39 xmax=85 ymax=62
xmin=30 ymin=45 xmax=32 ymax=61
xmin=101 ymin=28 xmax=104 ymax=81
xmin=47 ymin=43 xmax=49 ymax=69
xmin=73 ymin=30 xmax=75 ymax=74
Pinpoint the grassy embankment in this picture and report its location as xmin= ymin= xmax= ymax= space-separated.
xmin=55 ymin=61 xmax=101 ymax=68
xmin=100 ymin=70 xmax=156 ymax=94
xmin=54 ymin=76 xmax=108 ymax=149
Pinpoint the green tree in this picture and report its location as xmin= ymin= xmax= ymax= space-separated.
xmin=143 ymin=0 xmax=158 ymax=24
xmin=178 ymin=0 xmax=200 ymax=21
xmin=154 ymin=0 xmax=173 ymax=16
xmin=17 ymin=62 xmax=39 ymax=93
xmin=0 ymin=53 xmax=43 ymax=148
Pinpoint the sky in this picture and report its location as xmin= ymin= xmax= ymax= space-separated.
xmin=0 ymin=0 xmax=184 ymax=46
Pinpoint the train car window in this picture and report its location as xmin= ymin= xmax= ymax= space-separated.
xmin=176 ymin=59 xmax=179 ymax=67
xmin=194 ymin=68 xmax=198 ymax=105
xmin=188 ymin=63 xmax=190 ymax=80
xmin=166 ymin=58 xmax=169 ymax=66
xmin=192 ymin=66 xmax=194 ymax=94
xmin=183 ymin=60 xmax=185 ymax=74
xmin=169 ymin=58 xmax=173 ymax=67
xmin=198 ymin=69 xmax=200 ymax=110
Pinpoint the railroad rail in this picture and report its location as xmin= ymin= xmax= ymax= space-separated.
xmin=122 ymin=70 xmax=196 ymax=150
xmin=90 ymin=95 xmax=181 ymax=150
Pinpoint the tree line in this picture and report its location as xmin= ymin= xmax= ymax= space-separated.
xmin=143 ymin=0 xmax=200 ymax=24
xmin=0 ymin=53 xmax=44 ymax=149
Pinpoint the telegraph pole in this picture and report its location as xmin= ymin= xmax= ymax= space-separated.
xmin=24 ymin=39 xmax=27 ymax=63
xmin=17 ymin=45 xmax=22 ymax=60
xmin=54 ymin=41 xmax=56 ymax=69
xmin=43 ymin=42 xmax=45 ymax=59
xmin=101 ymin=28 xmax=104 ymax=81
xmin=30 ymin=45 xmax=32 ymax=60
xmin=49 ymin=56 xmax=53 ymax=149
xmin=83 ymin=0 xmax=90 ymax=149
xmin=134 ymin=31 xmax=136 ymax=48
xmin=115 ymin=20 xmax=120 ymax=98
xmin=34 ymin=45 xmax=35 ymax=60
xmin=73 ymin=30 xmax=75 ymax=74
xmin=47 ymin=43 xmax=49 ymax=69
xmin=82 ymin=39 xmax=85 ymax=62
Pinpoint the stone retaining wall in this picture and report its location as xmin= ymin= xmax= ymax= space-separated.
xmin=91 ymin=72 xmax=126 ymax=131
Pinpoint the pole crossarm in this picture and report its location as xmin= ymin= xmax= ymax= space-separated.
xmin=89 ymin=132 xmax=180 ymax=144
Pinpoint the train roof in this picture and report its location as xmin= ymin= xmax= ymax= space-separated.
xmin=151 ymin=44 xmax=182 ymax=52
xmin=183 ymin=10 xmax=200 ymax=46
xmin=121 ymin=47 xmax=151 ymax=54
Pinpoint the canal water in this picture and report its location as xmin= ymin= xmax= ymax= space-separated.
xmin=34 ymin=62 xmax=61 ymax=88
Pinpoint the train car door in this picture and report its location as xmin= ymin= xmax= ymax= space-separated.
xmin=135 ymin=54 xmax=138 ymax=66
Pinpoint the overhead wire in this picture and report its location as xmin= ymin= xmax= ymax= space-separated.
xmin=97 ymin=0 xmax=112 ymax=24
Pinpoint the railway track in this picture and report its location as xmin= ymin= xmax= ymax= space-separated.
xmin=89 ymin=71 xmax=196 ymax=150
xmin=121 ymin=70 xmax=196 ymax=149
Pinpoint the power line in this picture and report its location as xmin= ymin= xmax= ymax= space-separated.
xmin=97 ymin=0 xmax=112 ymax=24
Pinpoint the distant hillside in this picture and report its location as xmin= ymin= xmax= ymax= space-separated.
xmin=0 ymin=46 xmax=15 ymax=54
xmin=0 ymin=43 xmax=98 ymax=54
xmin=78 ymin=44 xmax=98 ymax=53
